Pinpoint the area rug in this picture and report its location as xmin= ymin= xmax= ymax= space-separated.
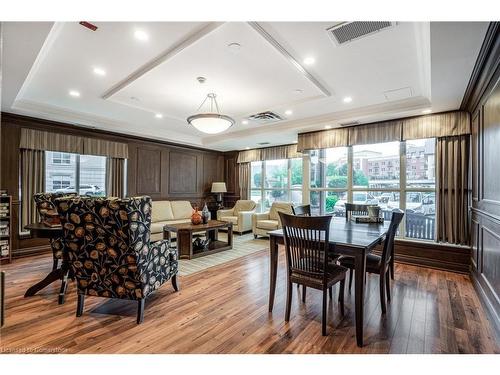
xmin=177 ymin=233 xmax=268 ymax=276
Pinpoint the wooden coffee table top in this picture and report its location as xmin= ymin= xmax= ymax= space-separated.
xmin=163 ymin=220 xmax=232 ymax=232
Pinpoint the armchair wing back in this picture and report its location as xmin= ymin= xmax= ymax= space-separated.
xmin=217 ymin=199 xmax=256 ymax=234
xmin=34 ymin=192 xmax=77 ymax=260
xmin=56 ymin=196 xmax=178 ymax=301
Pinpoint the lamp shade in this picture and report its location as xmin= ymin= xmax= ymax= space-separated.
xmin=211 ymin=182 xmax=227 ymax=193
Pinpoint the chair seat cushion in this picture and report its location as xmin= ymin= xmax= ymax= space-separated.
xmin=256 ymin=219 xmax=279 ymax=230
xmin=219 ymin=215 xmax=238 ymax=225
xmin=291 ymin=262 xmax=347 ymax=288
xmin=338 ymin=253 xmax=382 ymax=273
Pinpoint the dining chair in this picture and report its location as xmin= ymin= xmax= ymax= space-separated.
xmin=338 ymin=209 xmax=404 ymax=314
xmin=291 ymin=204 xmax=311 ymax=216
xmin=279 ymin=212 xmax=347 ymax=336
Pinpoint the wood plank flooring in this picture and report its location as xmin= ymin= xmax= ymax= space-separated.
xmin=1 ymin=248 xmax=499 ymax=354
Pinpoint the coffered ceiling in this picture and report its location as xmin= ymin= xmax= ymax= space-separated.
xmin=1 ymin=21 xmax=489 ymax=150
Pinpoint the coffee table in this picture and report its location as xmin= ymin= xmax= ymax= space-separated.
xmin=163 ymin=220 xmax=233 ymax=260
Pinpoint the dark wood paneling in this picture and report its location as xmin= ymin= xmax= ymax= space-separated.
xmin=168 ymin=151 xmax=198 ymax=195
xmin=468 ymin=25 xmax=500 ymax=338
xmin=136 ymin=147 xmax=162 ymax=195
xmin=0 ymin=112 xmax=226 ymax=257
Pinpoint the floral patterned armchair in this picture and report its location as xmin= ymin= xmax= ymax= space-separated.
xmin=34 ymin=192 xmax=77 ymax=270
xmin=56 ymin=195 xmax=179 ymax=324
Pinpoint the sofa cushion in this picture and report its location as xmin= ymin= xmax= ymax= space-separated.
xmin=171 ymin=201 xmax=194 ymax=219
xmin=151 ymin=219 xmax=193 ymax=234
xmin=269 ymin=202 xmax=293 ymax=221
xmin=219 ymin=215 xmax=238 ymax=225
xmin=233 ymin=200 xmax=256 ymax=215
xmin=151 ymin=201 xmax=174 ymax=222
xmin=256 ymin=219 xmax=279 ymax=230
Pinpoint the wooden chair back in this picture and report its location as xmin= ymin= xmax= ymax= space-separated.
xmin=380 ymin=209 xmax=404 ymax=267
xmin=291 ymin=204 xmax=311 ymax=216
xmin=279 ymin=212 xmax=332 ymax=281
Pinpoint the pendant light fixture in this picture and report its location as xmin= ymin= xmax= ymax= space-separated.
xmin=187 ymin=93 xmax=234 ymax=134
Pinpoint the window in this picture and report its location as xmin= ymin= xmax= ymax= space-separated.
xmin=308 ymin=138 xmax=436 ymax=241
xmin=45 ymin=151 xmax=106 ymax=197
xmin=52 ymin=152 xmax=71 ymax=164
xmin=250 ymin=158 xmax=303 ymax=212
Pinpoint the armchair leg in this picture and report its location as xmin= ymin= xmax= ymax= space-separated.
xmin=137 ymin=299 xmax=145 ymax=324
xmin=254 ymin=234 xmax=258 ymax=239
xmin=76 ymin=294 xmax=85 ymax=317
xmin=171 ymin=274 xmax=179 ymax=292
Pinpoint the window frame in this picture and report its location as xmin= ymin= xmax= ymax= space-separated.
xmin=249 ymin=158 xmax=303 ymax=213
xmin=306 ymin=140 xmax=437 ymax=242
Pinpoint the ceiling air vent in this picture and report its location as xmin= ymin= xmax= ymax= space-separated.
xmin=248 ymin=111 xmax=283 ymax=124
xmin=339 ymin=121 xmax=360 ymax=127
xmin=326 ymin=22 xmax=395 ymax=46
xmin=258 ymin=142 xmax=271 ymax=146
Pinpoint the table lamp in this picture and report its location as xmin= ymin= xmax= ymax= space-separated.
xmin=211 ymin=182 xmax=227 ymax=210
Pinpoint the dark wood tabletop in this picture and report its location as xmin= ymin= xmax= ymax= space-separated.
xmin=268 ymin=218 xmax=390 ymax=248
xmin=24 ymin=222 xmax=63 ymax=238
xmin=163 ymin=219 xmax=231 ymax=232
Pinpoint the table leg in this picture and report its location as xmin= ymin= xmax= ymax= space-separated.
xmin=24 ymin=268 xmax=63 ymax=297
xmin=178 ymin=230 xmax=192 ymax=259
xmin=227 ymin=225 xmax=233 ymax=247
xmin=268 ymin=235 xmax=279 ymax=312
xmin=354 ymin=249 xmax=367 ymax=347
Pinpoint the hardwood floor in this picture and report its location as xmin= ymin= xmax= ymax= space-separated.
xmin=1 ymin=248 xmax=499 ymax=354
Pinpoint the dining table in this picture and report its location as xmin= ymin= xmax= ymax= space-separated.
xmin=267 ymin=216 xmax=391 ymax=347
xmin=23 ymin=222 xmax=70 ymax=304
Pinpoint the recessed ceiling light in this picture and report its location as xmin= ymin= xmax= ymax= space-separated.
xmin=324 ymin=125 xmax=332 ymax=129
xmin=422 ymin=109 xmax=432 ymax=114
xmin=343 ymin=96 xmax=353 ymax=103
xmin=285 ymin=110 xmax=293 ymax=116
xmin=134 ymin=30 xmax=149 ymax=41
xmin=293 ymin=89 xmax=304 ymax=94
xmin=69 ymin=90 xmax=80 ymax=97
xmin=245 ymin=146 xmax=250 ymax=150
xmin=155 ymin=113 xmax=163 ymax=119
xmin=242 ymin=120 xmax=249 ymax=125
xmin=93 ymin=67 xmax=106 ymax=76
xmin=292 ymin=141 xmax=298 ymax=144
xmin=303 ymin=57 xmax=315 ymax=65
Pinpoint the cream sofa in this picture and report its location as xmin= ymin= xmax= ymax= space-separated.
xmin=252 ymin=202 xmax=293 ymax=238
xmin=217 ymin=200 xmax=256 ymax=234
xmin=150 ymin=200 xmax=196 ymax=241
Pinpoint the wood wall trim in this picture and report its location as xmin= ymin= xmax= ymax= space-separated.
xmin=471 ymin=271 xmax=500 ymax=342
xmin=461 ymin=22 xmax=500 ymax=113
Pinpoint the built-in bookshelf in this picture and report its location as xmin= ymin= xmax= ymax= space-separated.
xmin=0 ymin=191 xmax=13 ymax=264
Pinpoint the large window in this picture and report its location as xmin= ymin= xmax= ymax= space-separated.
xmin=308 ymin=138 xmax=436 ymax=241
xmin=250 ymin=158 xmax=303 ymax=212
xmin=45 ymin=151 xmax=107 ymax=196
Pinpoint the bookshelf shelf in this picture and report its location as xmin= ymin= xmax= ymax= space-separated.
xmin=0 ymin=193 xmax=13 ymax=264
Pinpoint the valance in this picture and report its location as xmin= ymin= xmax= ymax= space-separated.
xmin=402 ymin=111 xmax=470 ymax=140
xmin=348 ymin=120 xmax=403 ymax=146
xmin=20 ymin=128 xmax=84 ymax=154
xmin=297 ymin=111 xmax=471 ymax=151
xmin=237 ymin=144 xmax=302 ymax=163
xmin=83 ymin=138 xmax=129 ymax=159
xmin=297 ymin=127 xmax=349 ymax=152
xmin=19 ymin=128 xmax=129 ymax=159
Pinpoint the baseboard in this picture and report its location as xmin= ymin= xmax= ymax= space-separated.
xmin=394 ymin=253 xmax=469 ymax=274
xmin=12 ymin=245 xmax=51 ymax=259
xmin=471 ymin=271 xmax=500 ymax=342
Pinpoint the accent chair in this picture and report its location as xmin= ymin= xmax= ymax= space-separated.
xmin=56 ymin=196 xmax=179 ymax=323
xmin=252 ymin=201 xmax=293 ymax=238
xmin=217 ymin=199 xmax=256 ymax=234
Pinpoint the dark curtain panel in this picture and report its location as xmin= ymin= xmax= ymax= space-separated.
xmin=239 ymin=163 xmax=250 ymax=200
xmin=436 ymin=135 xmax=470 ymax=245
xmin=20 ymin=149 xmax=45 ymax=229
xmin=106 ymin=158 xmax=126 ymax=198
